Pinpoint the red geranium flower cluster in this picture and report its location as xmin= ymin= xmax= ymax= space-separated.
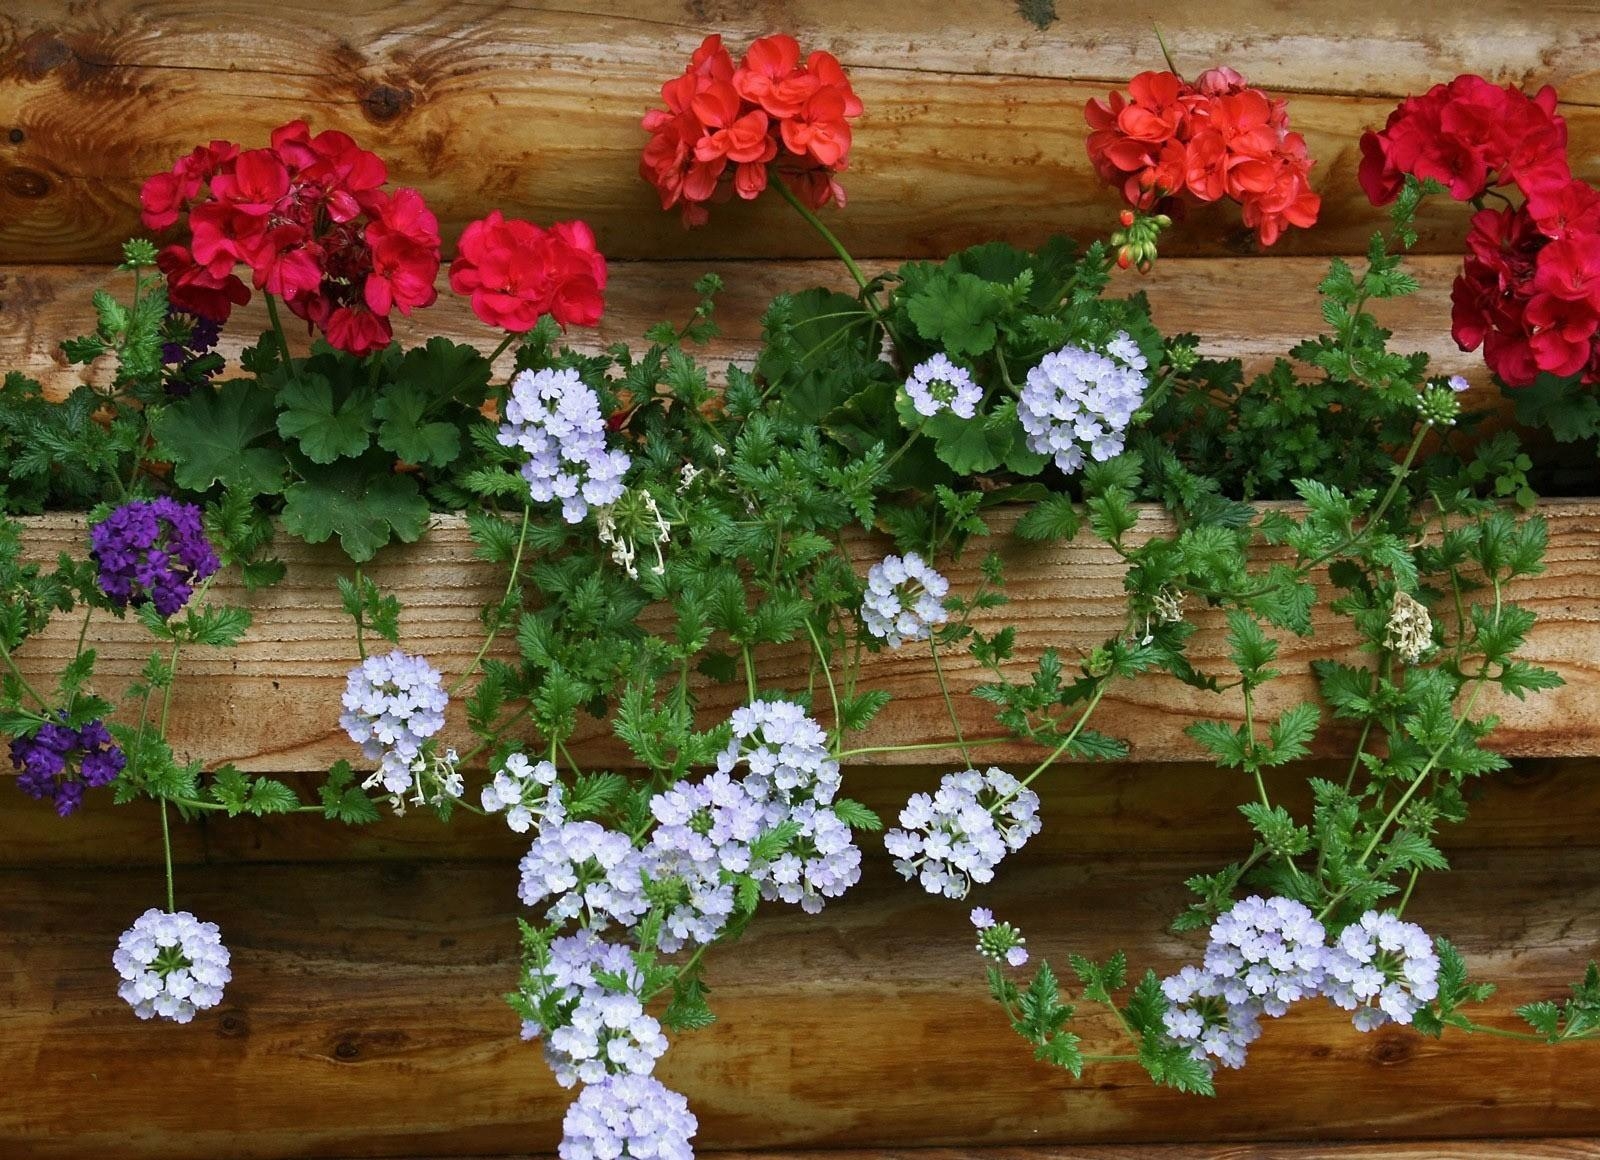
xmin=449 ymin=212 xmax=608 ymax=332
xmin=641 ymin=34 xmax=862 ymax=227
xmin=1360 ymin=76 xmax=1600 ymax=386
xmin=140 ymin=121 xmax=441 ymax=357
xmin=1085 ymin=67 xmax=1320 ymax=247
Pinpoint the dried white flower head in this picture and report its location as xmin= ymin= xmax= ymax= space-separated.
xmin=597 ymin=488 xmax=671 ymax=580
xmin=1384 ymin=590 xmax=1433 ymax=664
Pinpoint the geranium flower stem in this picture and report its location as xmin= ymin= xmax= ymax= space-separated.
xmin=773 ymin=177 xmax=869 ymax=293
xmin=263 ymin=293 xmax=301 ymax=386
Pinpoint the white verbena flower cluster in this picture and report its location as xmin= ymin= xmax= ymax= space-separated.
xmin=860 ymin=552 xmax=950 ymax=649
xmin=499 ymin=367 xmax=631 ymax=523
xmin=1159 ymin=896 xmax=1441 ymax=1076
xmin=339 ymin=649 xmax=450 ymax=797
xmin=1018 ymin=332 xmax=1149 ymax=474
xmin=113 ymin=908 xmax=232 ymax=1024
xmin=483 ymin=753 xmax=566 ymax=834
xmin=886 ymin=767 xmax=1041 ymax=899
xmin=905 ymin=353 xmax=983 ymax=419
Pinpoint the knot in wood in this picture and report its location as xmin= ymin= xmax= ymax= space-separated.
xmin=7 ymin=129 xmax=23 ymax=145
xmin=20 ymin=33 xmax=72 ymax=79
xmin=217 ymin=1011 xmax=249 ymax=1039
xmin=1368 ymin=1033 xmax=1414 ymax=1066
xmin=4 ymin=167 xmax=52 ymax=199
xmin=361 ymin=84 xmax=414 ymax=123
xmin=333 ymin=1038 xmax=362 ymax=1061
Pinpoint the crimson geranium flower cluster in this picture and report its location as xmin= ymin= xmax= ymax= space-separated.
xmin=139 ymin=120 xmax=442 ymax=356
xmin=1084 ymin=66 xmax=1320 ymax=247
xmin=1360 ymin=75 xmax=1600 ymax=387
xmin=641 ymin=33 xmax=862 ymax=227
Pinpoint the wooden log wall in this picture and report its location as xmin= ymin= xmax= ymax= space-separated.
xmin=4 ymin=3 xmax=1600 ymax=1158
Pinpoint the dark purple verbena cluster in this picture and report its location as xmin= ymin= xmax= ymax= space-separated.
xmin=90 ymin=498 xmax=220 ymax=617
xmin=10 ymin=716 xmax=126 ymax=816
xmin=160 ymin=308 xmax=223 ymax=396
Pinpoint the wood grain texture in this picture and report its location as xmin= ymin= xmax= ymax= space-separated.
xmin=0 ymin=256 xmax=1529 ymax=420
xmin=4 ymin=2 xmax=1600 ymax=262
xmin=596 ymin=1145 xmax=1600 ymax=1159
xmin=11 ymin=500 xmax=1600 ymax=777
xmin=3 ymin=754 xmax=1594 ymax=868
xmin=1 ymin=844 xmax=1596 ymax=1158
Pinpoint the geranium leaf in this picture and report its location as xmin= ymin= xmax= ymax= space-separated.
xmin=280 ymin=458 xmax=430 ymax=562
xmin=276 ymin=372 xmax=374 ymax=464
xmin=150 ymin=380 xmax=288 ymax=496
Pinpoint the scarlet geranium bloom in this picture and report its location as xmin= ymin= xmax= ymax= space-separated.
xmin=641 ymin=33 xmax=863 ymax=227
xmin=1366 ymin=77 xmax=1600 ymax=386
xmin=138 ymin=120 xmax=441 ymax=356
xmin=449 ymin=211 xmax=608 ymax=332
xmin=1084 ymin=66 xmax=1319 ymax=247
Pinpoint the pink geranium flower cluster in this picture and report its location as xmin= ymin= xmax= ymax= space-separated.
xmin=140 ymin=120 xmax=441 ymax=356
xmin=1360 ymin=75 xmax=1600 ymax=387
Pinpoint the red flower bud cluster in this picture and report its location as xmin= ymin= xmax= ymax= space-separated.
xmin=641 ymin=34 xmax=862 ymax=227
xmin=140 ymin=121 xmax=441 ymax=357
xmin=1085 ymin=67 xmax=1320 ymax=247
xmin=1361 ymin=76 xmax=1600 ymax=386
xmin=449 ymin=212 xmax=608 ymax=333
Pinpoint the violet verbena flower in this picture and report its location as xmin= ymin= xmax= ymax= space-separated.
xmin=482 ymin=752 xmax=566 ymax=833
xmin=518 ymin=819 xmax=650 ymax=930
xmin=860 ymin=552 xmax=950 ymax=648
xmin=559 ymin=1073 xmax=698 ymax=1160
xmin=160 ymin=307 xmax=223 ymax=396
xmin=1017 ymin=332 xmax=1149 ymax=474
xmin=113 ymin=908 xmax=231 ymax=1023
xmin=644 ymin=772 xmax=761 ymax=952
xmin=339 ymin=650 xmax=449 ymax=796
xmin=885 ymin=767 xmax=1041 ymax=899
xmin=90 ymin=497 xmax=220 ymax=617
xmin=498 ymin=367 xmax=630 ymax=523
xmin=1322 ymin=910 xmax=1441 ymax=1031
xmin=905 ymin=353 xmax=983 ymax=419
xmin=970 ymin=907 xmax=1029 ymax=967
xmin=716 ymin=700 xmax=860 ymax=914
xmin=519 ymin=930 xmax=668 ymax=1089
xmin=10 ymin=715 xmax=126 ymax=816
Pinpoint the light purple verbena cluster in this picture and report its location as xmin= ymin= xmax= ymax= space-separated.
xmin=519 ymin=819 xmax=651 ymax=930
xmin=860 ymin=552 xmax=950 ymax=648
xmin=1322 ymin=910 xmax=1441 ymax=1031
xmin=113 ymin=908 xmax=232 ymax=1024
xmin=9 ymin=714 xmax=125 ymax=816
xmin=339 ymin=649 xmax=449 ymax=796
xmin=514 ymin=700 xmax=866 ymax=1156
xmin=498 ymin=367 xmax=631 ymax=523
xmin=905 ymin=353 xmax=983 ymax=419
xmin=885 ymin=767 xmax=1041 ymax=899
xmin=520 ymin=930 xmax=669 ymax=1088
xmin=1159 ymin=896 xmax=1442 ymax=1075
xmin=90 ymin=497 xmax=220 ymax=617
xmin=1017 ymin=332 xmax=1149 ymax=474
xmin=971 ymin=907 xmax=1029 ymax=967
xmin=716 ymin=699 xmax=859 ymax=914
xmin=483 ymin=752 xmax=566 ymax=833
xmin=559 ymin=1074 xmax=698 ymax=1160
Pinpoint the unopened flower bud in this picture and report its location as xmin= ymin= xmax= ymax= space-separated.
xmin=1416 ymin=384 xmax=1462 ymax=427
xmin=1119 ymin=209 xmax=1136 ymax=228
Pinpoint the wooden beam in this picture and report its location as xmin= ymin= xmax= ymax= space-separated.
xmin=5 ymin=3 xmax=1600 ymax=262
xmin=1 ymin=846 xmax=1595 ymax=1157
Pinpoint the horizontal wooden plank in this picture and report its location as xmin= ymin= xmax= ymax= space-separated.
xmin=11 ymin=500 xmax=1600 ymax=776
xmin=0 ymin=256 xmax=1513 ymax=413
xmin=3 ymin=755 xmax=1594 ymax=867
xmin=4 ymin=2 xmax=1600 ymax=262
xmin=1 ymin=845 xmax=1596 ymax=1157
xmin=406 ymin=1146 xmax=1600 ymax=1160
